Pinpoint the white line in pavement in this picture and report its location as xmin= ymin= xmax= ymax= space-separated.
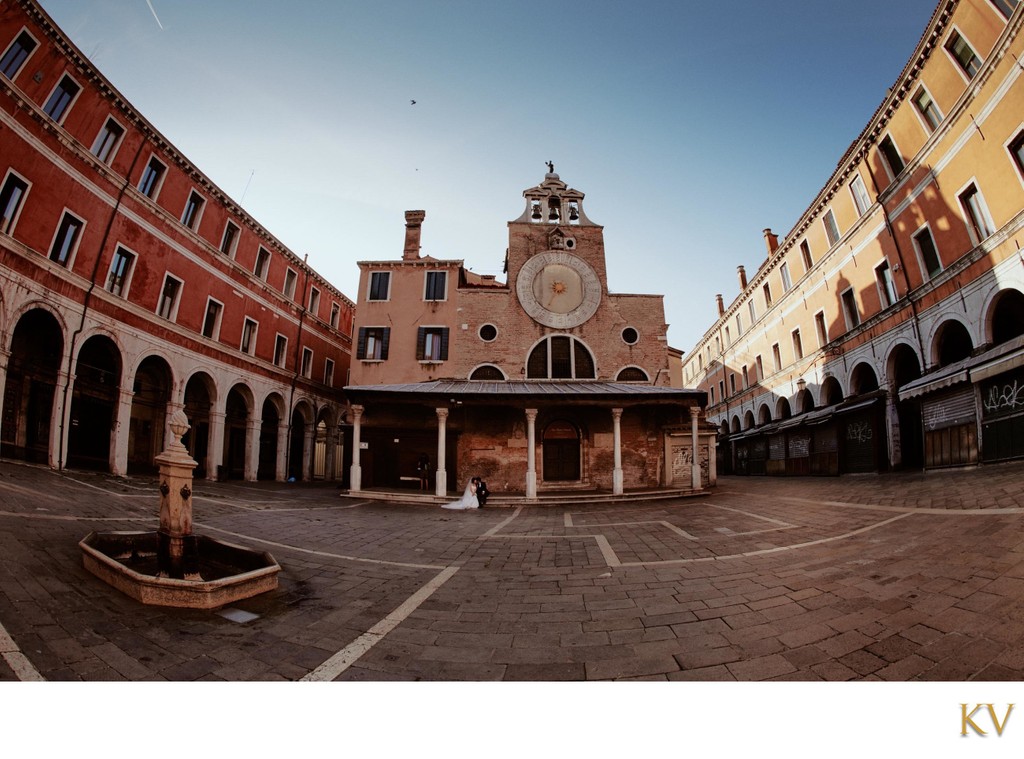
xmin=0 ymin=620 xmax=44 ymax=681
xmin=710 ymin=502 xmax=796 ymax=527
xmin=196 ymin=522 xmax=445 ymax=570
xmin=479 ymin=506 xmax=522 ymax=538
xmin=301 ymin=565 xmax=460 ymax=682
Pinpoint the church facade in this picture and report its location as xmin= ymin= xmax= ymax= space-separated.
xmin=345 ymin=170 xmax=712 ymax=498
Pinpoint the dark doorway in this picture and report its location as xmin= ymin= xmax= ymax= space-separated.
xmin=183 ymin=374 xmax=214 ymax=479
xmin=223 ymin=387 xmax=249 ymax=479
xmin=128 ymin=356 xmax=171 ymax=474
xmin=258 ymin=398 xmax=280 ymax=480
xmin=68 ymin=335 xmax=121 ymax=471
xmin=2 ymin=310 xmax=63 ymax=463
xmin=543 ymin=420 xmax=581 ymax=481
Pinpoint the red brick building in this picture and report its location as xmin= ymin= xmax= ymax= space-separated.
xmin=0 ymin=0 xmax=353 ymax=481
xmin=346 ymin=170 xmax=712 ymax=498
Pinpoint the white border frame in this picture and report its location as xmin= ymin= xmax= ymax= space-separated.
xmin=47 ymin=208 xmax=85 ymax=269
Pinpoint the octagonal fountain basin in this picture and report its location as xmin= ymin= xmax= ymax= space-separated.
xmin=80 ymin=530 xmax=280 ymax=609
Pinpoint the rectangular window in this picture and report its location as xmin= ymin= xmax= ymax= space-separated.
xmin=724 ymin=326 xmax=731 ymax=346
xmin=220 ymin=221 xmax=240 ymax=257
xmin=850 ymin=174 xmax=872 ymax=216
xmin=241 ymin=318 xmax=258 ymax=355
xmin=792 ymin=329 xmax=803 ymax=360
xmin=357 ymin=326 xmax=390 ymax=360
xmin=913 ymin=87 xmax=943 ymax=132
xmin=914 ymin=225 xmax=943 ymax=280
xmin=748 ymin=299 xmax=756 ymax=324
xmin=368 ymin=271 xmax=390 ymax=301
xmin=814 ymin=310 xmax=828 ymax=347
xmin=330 ymin=302 xmax=340 ymax=329
xmin=841 ymin=288 xmax=861 ymax=331
xmin=424 ymin=270 xmax=447 ymax=301
xmin=736 ymin=312 xmax=743 ymax=334
xmin=201 ymin=298 xmax=222 ymax=339
xmin=876 ymin=260 xmax=898 ymax=308
xmin=106 ymin=246 xmax=135 ymax=297
xmin=772 ymin=343 xmax=781 ymax=373
xmin=284 ymin=268 xmax=297 ymax=299
xmin=254 ymin=247 xmax=271 ymax=280
xmin=780 ymin=262 xmax=792 ymax=292
xmin=762 ymin=282 xmax=772 ymax=308
xmin=157 ymin=274 xmax=182 ymax=320
xmin=273 ymin=334 xmax=288 ymax=368
xmin=181 ymin=190 xmax=204 ymax=230
xmin=91 ymin=117 xmax=125 ymax=164
xmin=417 ymin=326 xmax=450 ymax=361
xmin=741 ymin=365 xmax=748 ymax=389
xmin=43 ymin=74 xmax=80 ymax=123
xmin=959 ymin=183 xmax=995 ymax=244
xmin=823 ymin=209 xmax=841 ymax=247
xmin=1 ymin=30 xmax=37 ymax=80
xmin=991 ymin=0 xmax=1020 ymax=19
xmin=800 ymin=240 xmax=813 ymax=272
xmin=946 ymin=31 xmax=982 ymax=79
xmin=878 ymin=135 xmax=905 ymax=181
xmin=755 ymin=355 xmax=764 ymax=381
xmin=729 ymin=373 xmax=736 ymax=395
xmin=49 ymin=211 xmax=83 ymax=266
xmin=301 ymin=348 xmax=313 ymax=378
xmin=308 ymin=286 xmax=320 ymax=316
xmin=0 ymin=171 xmax=29 ymax=234
xmin=709 ymin=386 xmax=715 ymax=405
xmin=718 ymin=380 xmax=725 ymax=401
xmin=137 ymin=156 xmax=166 ymax=199
xmin=324 ymin=358 xmax=335 ymax=387
xmin=1010 ymin=130 xmax=1024 ymax=180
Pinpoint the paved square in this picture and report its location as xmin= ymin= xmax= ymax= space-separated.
xmin=2 ymin=460 xmax=1024 ymax=681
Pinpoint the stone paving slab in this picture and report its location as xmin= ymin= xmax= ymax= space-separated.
xmin=4 ymin=459 xmax=1024 ymax=682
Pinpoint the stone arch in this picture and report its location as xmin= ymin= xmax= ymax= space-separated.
xmin=731 ymin=415 xmax=741 ymax=433
xmin=2 ymin=308 xmax=64 ymax=464
xmin=886 ymin=342 xmax=922 ymax=390
xmin=289 ymin=398 xmax=315 ymax=481
xmin=615 ymin=366 xmax=650 ymax=382
xmin=68 ymin=333 xmax=122 ymax=471
xmin=743 ymin=410 xmax=755 ymax=430
xmin=128 ymin=354 xmax=173 ymax=475
xmin=757 ymin=403 xmax=772 ymax=426
xmin=469 ymin=364 xmax=506 ymax=381
xmin=796 ymin=388 xmax=814 ymax=414
xmin=986 ymin=287 xmax=1024 ymax=346
xmin=183 ymin=371 xmax=217 ymax=479
xmin=776 ymin=396 xmax=792 ymax=420
xmin=313 ymin=405 xmax=340 ymax=481
xmin=258 ymin=391 xmax=287 ymax=481
xmin=850 ymin=362 xmax=880 ymax=395
xmin=931 ymin=318 xmax=973 ymax=367
xmin=222 ymin=383 xmax=254 ymax=480
xmin=820 ymin=376 xmax=844 ymax=406
xmin=719 ymin=421 xmax=729 ymax=436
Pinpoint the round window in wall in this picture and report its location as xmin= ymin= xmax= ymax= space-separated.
xmin=479 ymin=324 xmax=498 ymax=342
xmin=621 ymin=327 xmax=639 ymax=345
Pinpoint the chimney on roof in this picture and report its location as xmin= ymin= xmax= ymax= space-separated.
xmin=763 ymin=228 xmax=779 ymax=257
xmin=716 ymin=293 xmax=725 ymax=317
xmin=403 ymin=210 xmax=426 ymax=260
xmin=737 ymin=265 xmax=747 ymax=291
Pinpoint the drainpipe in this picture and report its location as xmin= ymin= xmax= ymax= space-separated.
xmin=283 ymin=258 xmax=312 ymax=479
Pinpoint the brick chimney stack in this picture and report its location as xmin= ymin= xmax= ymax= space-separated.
xmin=737 ymin=265 xmax=747 ymax=291
xmin=763 ymin=228 xmax=779 ymax=257
xmin=716 ymin=293 xmax=725 ymax=317
xmin=403 ymin=210 xmax=426 ymax=260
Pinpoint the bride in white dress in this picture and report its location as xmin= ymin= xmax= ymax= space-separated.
xmin=442 ymin=479 xmax=479 ymax=510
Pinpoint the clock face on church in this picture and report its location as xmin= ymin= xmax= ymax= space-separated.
xmin=516 ymin=251 xmax=602 ymax=328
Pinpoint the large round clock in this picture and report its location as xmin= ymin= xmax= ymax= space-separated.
xmin=516 ymin=251 xmax=602 ymax=328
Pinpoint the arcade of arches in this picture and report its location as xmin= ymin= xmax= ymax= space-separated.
xmin=1 ymin=307 xmax=346 ymax=482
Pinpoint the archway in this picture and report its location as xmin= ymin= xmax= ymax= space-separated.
xmin=258 ymin=395 xmax=284 ymax=480
xmin=796 ymin=388 xmax=814 ymax=414
xmin=933 ymin=320 xmax=973 ymax=367
xmin=889 ymin=343 xmax=924 ymax=470
xmin=776 ymin=397 xmax=792 ymax=420
xmin=223 ymin=385 xmax=251 ymax=480
xmin=743 ymin=410 xmax=755 ymax=430
xmin=289 ymin=401 xmax=314 ymax=481
xmin=542 ymin=420 xmax=580 ymax=481
xmin=730 ymin=415 xmax=741 ymax=434
xmin=820 ymin=376 xmax=844 ymax=407
xmin=128 ymin=356 xmax=172 ymax=474
xmin=850 ymin=363 xmax=880 ymax=395
xmin=68 ymin=335 xmax=121 ymax=471
xmin=2 ymin=309 xmax=63 ymax=463
xmin=183 ymin=372 xmax=216 ymax=479
xmin=990 ymin=288 xmax=1024 ymax=346
xmin=757 ymin=403 xmax=772 ymax=426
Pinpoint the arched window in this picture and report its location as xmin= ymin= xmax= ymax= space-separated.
xmin=469 ymin=365 xmax=505 ymax=380
xmin=527 ymin=336 xmax=595 ymax=379
xmin=616 ymin=367 xmax=648 ymax=382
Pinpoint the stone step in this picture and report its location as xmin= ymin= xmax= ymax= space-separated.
xmin=343 ymin=487 xmax=704 ymax=506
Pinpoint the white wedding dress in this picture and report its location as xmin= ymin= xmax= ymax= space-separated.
xmin=442 ymin=479 xmax=479 ymax=510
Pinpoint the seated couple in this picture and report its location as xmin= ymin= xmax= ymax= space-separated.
xmin=441 ymin=477 xmax=490 ymax=510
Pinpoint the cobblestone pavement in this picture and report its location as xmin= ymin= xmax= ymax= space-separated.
xmin=3 ymin=459 xmax=1024 ymax=682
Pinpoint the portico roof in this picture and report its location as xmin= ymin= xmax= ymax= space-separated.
xmin=344 ymin=380 xmax=706 ymax=407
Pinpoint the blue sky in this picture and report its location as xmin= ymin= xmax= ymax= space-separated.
xmin=38 ymin=0 xmax=939 ymax=355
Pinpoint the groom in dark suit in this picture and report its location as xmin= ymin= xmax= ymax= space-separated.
xmin=475 ymin=477 xmax=489 ymax=507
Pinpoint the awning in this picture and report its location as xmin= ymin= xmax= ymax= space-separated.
xmin=898 ymin=361 xmax=971 ymax=401
xmin=969 ymin=334 xmax=1024 ymax=383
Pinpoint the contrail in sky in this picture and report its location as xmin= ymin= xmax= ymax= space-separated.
xmin=145 ymin=0 xmax=164 ymax=30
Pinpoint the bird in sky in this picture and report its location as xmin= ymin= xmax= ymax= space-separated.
xmin=410 ymin=100 xmax=417 ymax=105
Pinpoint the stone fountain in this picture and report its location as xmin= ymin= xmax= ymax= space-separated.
xmin=80 ymin=410 xmax=280 ymax=609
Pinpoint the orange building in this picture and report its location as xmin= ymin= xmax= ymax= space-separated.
xmin=345 ymin=170 xmax=713 ymax=498
xmin=682 ymin=0 xmax=1024 ymax=475
xmin=0 ymin=0 xmax=354 ymax=481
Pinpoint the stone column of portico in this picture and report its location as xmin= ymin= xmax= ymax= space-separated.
xmin=0 ymin=349 xmax=8 ymax=458
xmin=207 ymin=409 xmax=226 ymax=480
xmin=244 ymin=417 xmax=261 ymax=481
xmin=690 ymin=406 xmax=702 ymax=491
xmin=50 ymin=369 xmax=71 ymax=471
xmin=349 ymin=404 xmax=363 ymax=491
xmin=276 ymin=420 xmax=288 ymax=481
xmin=435 ymin=408 xmax=448 ymax=497
xmin=302 ymin=425 xmax=316 ymax=481
xmin=525 ymin=408 xmax=538 ymax=499
xmin=611 ymin=407 xmax=624 ymax=496
xmin=112 ymin=387 xmax=134 ymax=477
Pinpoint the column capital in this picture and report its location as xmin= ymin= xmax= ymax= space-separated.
xmin=689 ymin=405 xmax=701 ymax=419
xmin=349 ymin=404 xmax=364 ymax=420
xmin=611 ymin=407 xmax=623 ymax=420
xmin=436 ymin=407 xmax=449 ymax=421
xmin=525 ymin=408 xmax=538 ymax=422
